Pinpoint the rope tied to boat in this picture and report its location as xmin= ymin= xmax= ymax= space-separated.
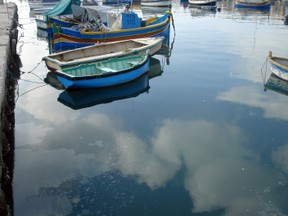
xmin=261 ymin=56 xmax=269 ymax=85
xmin=167 ymin=11 xmax=176 ymax=38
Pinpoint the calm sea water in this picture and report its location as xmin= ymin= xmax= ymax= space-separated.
xmin=9 ymin=0 xmax=288 ymax=215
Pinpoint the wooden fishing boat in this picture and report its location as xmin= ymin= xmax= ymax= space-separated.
xmin=264 ymin=73 xmax=288 ymax=96
xmin=57 ymin=72 xmax=150 ymax=109
xmin=43 ymin=37 xmax=163 ymax=72
xmin=35 ymin=0 xmax=81 ymax=33
xmin=54 ymin=51 xmax=150 ymax=89
xmin=52 ymin=10 xmax=173 ymax=52
xmin=140 ymin=0 xmax=172 ymax=7
xmin=29 ymin=0 xmax=60 ymax=11
xmin=268 ymin=52 xmax=288 ymax=81
xmin=36 ymin=14 xmax=81 ymax=34
xmin=102 ymin=0 xmax=132 ymax=4
xmin=31 ymin=7 xmax=56 ymax=15
xmin=235 ymin=0 xmax=271 ymax=10
xmin=34 ymin=0 xmax=102 ymax=33
xmin=36 ymin=4 xmax=113 ymax=39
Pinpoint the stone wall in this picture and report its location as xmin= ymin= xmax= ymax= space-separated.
xmin=0 ymin=3 xmax=20 ymax=216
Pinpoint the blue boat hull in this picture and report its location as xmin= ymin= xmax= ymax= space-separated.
xmin=102 ymin=0 xmax=132 ymax=4
xmin=56 ymin=58 xmax=150 ymax=89
xmin=235 ymin=2 xmax=271 ymax=10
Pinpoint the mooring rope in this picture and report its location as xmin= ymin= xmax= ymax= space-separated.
xmin=20 ymin=60 xmax=43 ymax=74
xmin=260 ymin=57 xmax=269 ymax=85
xmin=15 ymin=84 xmax=47 ymax=103
xmin=169 ymin=11 xmax=176 ymax=38
xmin=19 ymin=60 xmax=47 ymax=84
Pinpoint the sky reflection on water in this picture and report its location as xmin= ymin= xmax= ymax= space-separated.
xmin=11 ymin=0 xmax=288 ymax=215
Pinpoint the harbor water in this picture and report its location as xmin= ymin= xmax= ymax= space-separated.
xmin=8 ymin=0 xmax=288 ymax=215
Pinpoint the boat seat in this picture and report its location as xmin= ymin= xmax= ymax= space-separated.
xmin=127 ymin=61 xmax=139 ymax=66
xmin=98 ymin=66 xmax=117 ymax=73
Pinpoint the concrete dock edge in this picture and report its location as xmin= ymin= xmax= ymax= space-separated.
xmin=0 ymin=2 xmax=20 ymax=216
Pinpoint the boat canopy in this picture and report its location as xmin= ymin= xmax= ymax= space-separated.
xmin=43 ymin=0 xmax=81 ymax=21
xmin=70 ymin=4 xmax=142 ymax=30
xmin=72 ymin=4 xmax=112 ymax=24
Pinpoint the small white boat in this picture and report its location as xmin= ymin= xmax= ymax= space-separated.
xmin=141 ymin=5 xmax=169 ymax=16
xmin=43 ymin=37 xmax=164 ymax=72
xmin=189 ymin=0 xmax=216 ymax=6
xmin=28 ymin=0 xmax=60 ymax=10
xmin=141 ymin=0 xmax=172 ymax=7
xmin=268 ymin=51 xmax=288 ymax=81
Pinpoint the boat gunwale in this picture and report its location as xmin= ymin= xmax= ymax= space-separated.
xmin=59 ymin=14 xmax=171 ymax=36
xmin=47 ymin=37 xmax=163 ymax=58
xmin=48 ymin=15 xmax=82 ymax=26
xmin=54 ymin=54 xmax=150 ymax=81
xmin=235 ymin=2 xmax=270 ymax=6
xmin=44 ymin=37 xmax=163 ymax=68
xmin=55 ymin=25 xmax=169 ymax=42
xmin=268 ymin=56 xmax=288 ymax=71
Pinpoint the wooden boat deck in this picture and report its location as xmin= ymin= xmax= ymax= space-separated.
xmin=59 ymin=55 xmax=146 ymax=77
xmin=54 ymin=41 xmax=148 ymax=62
xmin=274 ymin=58 xmax=288 ymax=67
xmin=270 ymin=56 xmax=288 ymax=70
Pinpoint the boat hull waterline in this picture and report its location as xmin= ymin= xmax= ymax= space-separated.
xmin=55 ymin=53 xmax=150 ymax=89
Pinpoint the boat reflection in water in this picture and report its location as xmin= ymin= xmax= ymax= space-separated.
xmin=189 ymin=6 xmax=217 ymax=16
xmin=44 ymin=21 xmax=172 ymax=109
xmin=53 ymin=56 xmax=164 ymax=109
xmin=44 ymin=72 xmax=65 ymax=90
xmin=154 ymin=23 xmax=174 ymax=65
xmin=141 ymin=5 xmax=171 ymax=17
xmin=149 ymin=57 xmax=163 ymax=79
xmin=57 ymin=73 xmax=150 ymax=110
xmin=44 ymin=21 xmax=172 ymax=110
xmin=264 ymin=73 xmax=288 ymax=96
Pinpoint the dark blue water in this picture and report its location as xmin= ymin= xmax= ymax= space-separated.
xmin=10 ymin=0 xmax=288 ymax=215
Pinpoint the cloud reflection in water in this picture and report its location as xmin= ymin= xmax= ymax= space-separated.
xmin=15 ymin=112 xmax=288 ymax=215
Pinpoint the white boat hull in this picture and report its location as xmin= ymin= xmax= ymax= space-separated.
xmin=43 ymin=37 xmax=164 ymax=72
xmin=29 ymin=2 xmax=59 ymax=10
xmin=268 ymin=54 xmax=288 ymax=81
xmin=141 ymin=0 xmax=172 ymax=7
xmin=189 ymin=0 xmax=216 ymax=5
xmin=35 ymin=18 xmax=48 ymax=31
xmin=270 ymin=64 xmax=288 ymax=81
